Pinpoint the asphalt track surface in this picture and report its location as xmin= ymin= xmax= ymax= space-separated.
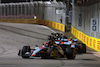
xmin=0 ymin=23 xmax=100 ymax=67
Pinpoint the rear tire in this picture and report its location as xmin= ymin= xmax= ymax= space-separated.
xmin=77 ymin=46 xmax=82 ymax=54
xmin=66 ymin=47 xmax=76 ymax=59
xmin=22 ymin=46 xmax=31 ymax=58
xmin=81 ymin=44 xmax=86 ymax=53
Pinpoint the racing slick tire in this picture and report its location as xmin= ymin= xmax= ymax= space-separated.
xmin=76 ymin=43 xmax=86 ymax=54
xmin=77 ymin=45 xmax=82 ymax=54
xmin=81 ymin=44 xmax=86 ymax=53
xmin=22 ymin=46 xmax=31 ymax=58
xmin=66 ymin=47 xmax=76 ymax=59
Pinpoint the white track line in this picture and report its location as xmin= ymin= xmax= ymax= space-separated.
xmin=41 ymin=26 xmax=56 ymax=33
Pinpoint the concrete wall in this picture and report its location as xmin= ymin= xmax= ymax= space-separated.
xmin=44 ymin=2 xmax=66 ymax=25
xmin=72 ymin=2 xmax=100 ymax=38
xmin=0 ymin=2 xmax=66 ymax=25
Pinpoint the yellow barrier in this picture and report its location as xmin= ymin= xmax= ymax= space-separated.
xmin=0 ymin=19 xmax=38 ymax=24
xmin=71 ymin=26 xmax=100 ymax=52
xmin=37 ymin=19 xmax=65 ymax=32
xmin=0 ymin=19 xmax=65 ymax=32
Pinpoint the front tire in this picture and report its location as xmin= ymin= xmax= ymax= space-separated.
xmin=66 ymin=47 xmax=76 ymax=59
xmin=81 ymin=44 xmax=86 ymax=53
xmin=22 ymin=46 xmax=31 ymax=58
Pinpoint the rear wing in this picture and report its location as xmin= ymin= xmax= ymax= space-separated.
xmin=55 ymin=41 xmax=71 ymax=45
xmin=61 ymin=38 xmax=78 ymax=42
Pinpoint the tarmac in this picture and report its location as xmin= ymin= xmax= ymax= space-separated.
xmin=0 ymin=23 xmax=100 ymax=67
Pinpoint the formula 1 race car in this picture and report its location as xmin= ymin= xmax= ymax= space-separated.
xmin=50 ymin=33 xmax=86 ymax=54
xmin=18 ymin=33 xmax=86 ymax=59
xmin=57 ymin=38 xmax=86 ymax=54
xmin=18 ymin=39 xmax=76 ymax=59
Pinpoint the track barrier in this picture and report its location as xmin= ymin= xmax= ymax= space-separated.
xmin=71 ymin=26 xmax=100 ymax=52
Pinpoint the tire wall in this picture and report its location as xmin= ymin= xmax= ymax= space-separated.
xmin=72 ymin=3 xmax=100 ymax=51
